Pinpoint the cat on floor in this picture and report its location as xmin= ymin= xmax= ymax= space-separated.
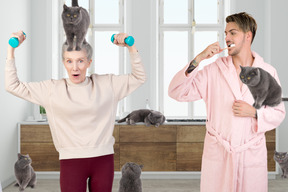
xmin=118 ymin=109 xmax=166 ymax=127
xmin=118 ymin=162 xmax=143 ymax=192
xmin=239 ymin=66 xmax=282 ymax=109
xmin=274 ymin=151 xmax=288 ymax=179
xmin=14 ymin=153 xmax=36 ymax=192
xmin=62 ymin=0 xmax=90 ymax=51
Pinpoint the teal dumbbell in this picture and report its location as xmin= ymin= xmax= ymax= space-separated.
xmin=111 ymin=34 xmax=134 ymax=46
xmin=9 ymin=32 xmax=26 ymax=48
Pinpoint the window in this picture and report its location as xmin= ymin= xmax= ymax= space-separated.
xmin=55 ymin=0 xmax=228 ymax=119
xmin=159 ymin=0 xmax=226 ymax=119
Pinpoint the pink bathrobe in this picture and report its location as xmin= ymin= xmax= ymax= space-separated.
xmin=168 ymin=52 xmax=286 ymax=192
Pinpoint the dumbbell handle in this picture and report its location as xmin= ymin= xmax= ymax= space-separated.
xmin=111 ymin=34 xmax=134 ymax=46
xmin=9 ymin=32 xmax=26 ymax=48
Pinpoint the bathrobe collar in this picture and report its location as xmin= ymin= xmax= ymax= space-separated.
xmin=215 ymin=51 xmax=264 ymax=100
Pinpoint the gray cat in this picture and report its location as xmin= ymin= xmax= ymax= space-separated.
xmin=14 ymin=153 xmax=36 ymax=192
xmin=118 ymin=109 xmax=166 ymax=127
xmin=239 ymin=66 xmax=282 ymax=109
xmin=62 ymin=0 xmax=90 ymax=51
xmin=274 ymin=151 xmax=288 ymax=178
xmin=118 ymin=162 xmax=143 ymax=192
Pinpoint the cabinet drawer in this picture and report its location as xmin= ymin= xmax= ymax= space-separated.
xmin=21 ymin=143 xmax=59 ymax=171
xmin=21 ymin=125 xmax=52 ymax=143
xmin=177 ymin=125 xmax=206 ymax=142
xmin=119 ymin=125 xmax=177 ymax=142
xmin=120 ymin=143 xmax=176 ymax=171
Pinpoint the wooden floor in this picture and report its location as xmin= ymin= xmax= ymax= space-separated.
xmin=3 ymin=176 xmax=288 ymax=192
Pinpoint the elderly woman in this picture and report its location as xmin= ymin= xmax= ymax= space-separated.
xmin=5 ymin=31 xmax=146 ymax=192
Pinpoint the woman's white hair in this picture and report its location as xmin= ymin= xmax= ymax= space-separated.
xmin=62 ymin=40 xmax=93 ymax=61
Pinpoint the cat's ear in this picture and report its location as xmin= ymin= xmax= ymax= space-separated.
xmin=239 ymin=65 xmax=244 ymax=71
xmin=254 ymin=68 xmax=259 ymax=75
xmin=63 ymin=4 xmax=69 ymax=10
xmin=139 ymin=165 xmax=144 ymax=169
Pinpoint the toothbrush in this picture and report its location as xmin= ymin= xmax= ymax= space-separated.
xmin=223 ymin=44 xmax=235 ymax=50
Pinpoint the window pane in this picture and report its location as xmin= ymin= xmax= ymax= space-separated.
xmin=95 ymin=0 xmax=119 ymax=24
xmin=163 ymin=31 xmax=188 ymax=117
xmin=65 ymin=0 xmax=89 ymax=10
xmin=195 ymin=0 xmax=218 ymax=24
xmin=194 ymin=31 xmax=218 ymax=70
xmin=163 ymin=0 xmax=188 ymax=24
xmin=193 ymin=31 xmax=218 ymax=117
xmin=94 ymin=31 xmax=119 ymax=75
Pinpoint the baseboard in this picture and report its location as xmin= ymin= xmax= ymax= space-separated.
xmin=2 ymin=176 xmax=15 ymax=189
xmin=35 ymin=171 xmax=277 ymax=180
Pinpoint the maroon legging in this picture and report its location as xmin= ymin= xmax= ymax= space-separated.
xmin=60 ymin=154 xmax=114 ymax=192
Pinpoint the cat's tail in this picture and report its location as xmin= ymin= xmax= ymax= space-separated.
xmin=72 ymin=0 xmax=79 ymax=7
xmin=117 ymin=115 xmax=129 ymax=123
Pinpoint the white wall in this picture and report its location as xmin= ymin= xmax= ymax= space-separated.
xmin=270 ymin=0 xmax=288 ymax=152
xmin=0 ymin=0 xmax=32 ymax=188
xmin=31 ymin=1 xmax=53 ymax=82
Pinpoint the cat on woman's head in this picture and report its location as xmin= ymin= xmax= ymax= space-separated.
xmin=118 ymin=162 xmax=143 ymax=192
xmin=62 ymin=0 xmax=90 ymax=51
xmin=14 ymin=153 xmax=36 ymax=192
xmin=274 ymin=151 xmax=288 ymax=178
xmin=239 ymin=66 xmax=282 ymax=109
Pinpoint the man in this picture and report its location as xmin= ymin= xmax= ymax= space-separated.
xmin=168 ymin=12 xmax=285 ymax=192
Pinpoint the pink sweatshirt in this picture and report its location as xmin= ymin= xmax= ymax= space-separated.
xmin=6 ymin=52 xmax=146 ymax=160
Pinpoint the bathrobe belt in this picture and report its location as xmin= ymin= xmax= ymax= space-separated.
xmin=206 ymin=124 xmax=264 ymax=153
xmin=206 ymin=123 xmax=265 ymax=191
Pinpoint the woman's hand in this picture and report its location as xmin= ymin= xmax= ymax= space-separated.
xmin=9 ymin=31 xmax=26 ymax=48
xmin=112 ymin=33 xmax=137 ymax=53
xmin=7 ymin=31 xmax=26 ymax=59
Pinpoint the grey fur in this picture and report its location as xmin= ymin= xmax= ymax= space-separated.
xmin=118 ymin=109 xmax=166 ymax=127
xmin=274 ymin=151 xmax=288 ymax=179
xmin=239 ymin=66 xmax=282 ymax=109
xmin=14 ymin=153 xmax=36 ymax=192
xmin=62 ymin=0 xmax=90 ymax=51
xmin=118 ymin=162 xmax=143 ymax=192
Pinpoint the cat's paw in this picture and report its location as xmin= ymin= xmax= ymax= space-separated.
xmin=155 ymin=123 xmax=160 ymax=127
xmin=67 ymin=47 xmax=73 ymax=51
xmin=253 ymin=103 xmax=261 ymax=109
xmin=75 ymin=46 xmax=82 ymax=51
xmin=129 ymin=119 xmax=135 ymax=125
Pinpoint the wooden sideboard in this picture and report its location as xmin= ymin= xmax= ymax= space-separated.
xmin=19 ymin=123 xmax=276 ymax=172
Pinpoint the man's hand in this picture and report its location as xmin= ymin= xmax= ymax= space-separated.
xmin=195 ymin=41 xmax=224 ymax=63
xmin=232 ymin=100 xmax=257 ymax=118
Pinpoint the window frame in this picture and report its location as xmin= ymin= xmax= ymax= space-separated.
xmin=158 ymin=0 xmax=227 ymax=119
